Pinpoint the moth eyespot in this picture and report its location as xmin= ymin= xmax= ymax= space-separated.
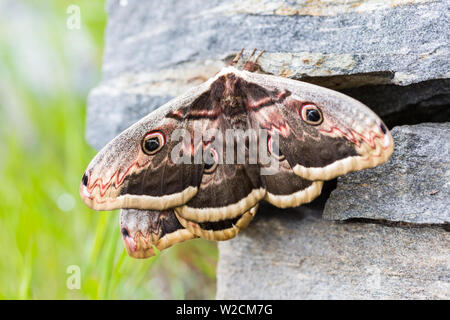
xmin=142 ymin=131 xmax=165 ymax=155
xmin=121 ymin=227 xmax=130 ymax=238
xmin=204 ymin=148 xmax=218 ymax=174
xmin=300 ymin=104 xmax=323 ymax=125
xmin=267 ymin=135 xmax=285 ymax=161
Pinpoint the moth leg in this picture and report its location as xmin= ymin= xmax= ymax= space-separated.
xmin=230 ymin=48 xmax=244 ymax=66
xmin=253 ymin=49 xmax=265 ymax=63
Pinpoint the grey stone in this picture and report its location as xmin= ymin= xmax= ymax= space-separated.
xmin=217 ymin=205 xmax=450 ymax=300
xmin=216 ymin=123 xmax=450 ymax=299
xmin=86 ymin=91 xmax=172 ymax=151
xmin=86 ymin=0 xmax=450 ymax=149
xmin=86 ymin=61 xmax=223 ymax=149
xmin=340 ymin=80 xmax=450 ymax=127
xmin=103 ymin=0 xmax=449 ymax=85
xmin=323 ymin=123 xmax=450 ymax=225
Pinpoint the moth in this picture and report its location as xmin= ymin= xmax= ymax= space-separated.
xmin=80 ymin=51 xmax=394 ymax=259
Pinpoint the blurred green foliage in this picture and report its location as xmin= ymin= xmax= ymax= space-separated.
xmin=0 ymin=0 xmax=217 ymax=299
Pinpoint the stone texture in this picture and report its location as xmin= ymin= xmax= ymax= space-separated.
xmin=86 ymin=0 xmax=450 ymax=150
xmin=217 ymin=123 xmax=450 ymax=300
xmin=86 ymin=61 xmax=224 ymax=149
xmin=217 ymin=205 xmax=449 ymax=300
xmin=340 ymin=80 xmax=450 ymax=128
xmin=323 ymin=123 xmax=450 ymax=225
xmin=103 ymin=0 xmax=449 ymax=84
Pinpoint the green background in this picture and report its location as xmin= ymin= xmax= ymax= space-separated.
xmin=0 ymin=0 xmax=217 ymax=299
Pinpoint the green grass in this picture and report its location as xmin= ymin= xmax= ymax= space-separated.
xmin=0 ymin=0 xmax=217 ymax=299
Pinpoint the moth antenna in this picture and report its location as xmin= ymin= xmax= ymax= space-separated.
xmin=253 ymin=49 xmax=265 ymax=63
xmin=230 ymin=48 xmax=244 ymax=66
xmin=246 ymin=48 xmax=257 ymax=63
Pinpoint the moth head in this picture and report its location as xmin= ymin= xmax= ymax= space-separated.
xmin=120 ymin=209 xmax=196 ymax=259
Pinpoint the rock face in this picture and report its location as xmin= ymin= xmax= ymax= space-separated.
xmin=217 ymin=123 xmax=449 ymax=299
xmin=101 ymin=0 xmax=448 ymax=85
xmin=86 ymin=0 xmax=449 ymax=150
xmin=217 ymin=205 xmax=449 ymax=300
xmin=323 ymin=123 xmax=450 ymax=225
xmin=86 ymin=0 xmax=450 ymax=299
